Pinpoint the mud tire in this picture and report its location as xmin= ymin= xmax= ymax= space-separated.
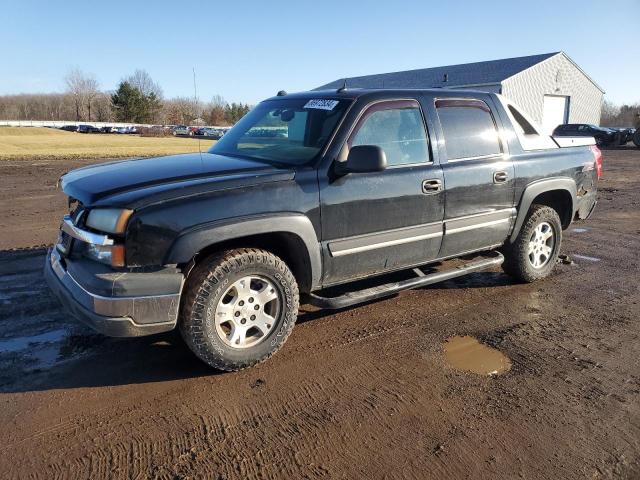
xmin=502 ymin=205 xmax=562 ymax=283
xmin=180 ymin=248 xmax=299 ymax=371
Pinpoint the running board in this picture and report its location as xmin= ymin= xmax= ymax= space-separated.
xmin=307 ymin=251 xmax=504 ymax=310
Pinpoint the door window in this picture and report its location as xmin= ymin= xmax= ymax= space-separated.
xmin=435 ymin=99 xmax=502 ymax=160
xmin=350 ymin=101 xmax=430 ymax=166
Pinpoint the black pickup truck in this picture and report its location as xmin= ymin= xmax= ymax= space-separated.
xmin=45 ymin=88 xmax=601 ymax=371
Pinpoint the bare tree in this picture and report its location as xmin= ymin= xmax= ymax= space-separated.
xmin=93 ymin=92 xmax=114 ymax=122
xmin=85 ymin=76 xmax=99 ymax=121
xmin=600 ymin=100 xmax=619 ymax=126
xmin=125 ymin=69 xmax=163 ymax=99
xmin=601 ymin=100 xmax=640 ymax=128
xmin=64 ymin=68 xmax=99 ymax=121
xmin=205 ymin=94 xmax=229 ymax=126
xmin=161 ymin=97 xmax=199 ymax=125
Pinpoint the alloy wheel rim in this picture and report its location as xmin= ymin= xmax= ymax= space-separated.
xmin=213 ymin=275 xmax=280 ymax=349
xmin=527 ymin=222 xmax=554 ymax=269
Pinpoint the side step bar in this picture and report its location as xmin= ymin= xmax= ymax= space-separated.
xmin=307 ymin=251 xmax=504 ymax=310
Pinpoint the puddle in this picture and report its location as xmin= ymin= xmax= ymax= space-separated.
xmin=571 ymin=228 xmax=589 ymax=233
xmin=0 ymin=329 xmax=69 ymax=354
xmin=573 ymin=254 xmax=601 ymax=262
xmin=0 ymin=328 xmax=98 ymax=371
xmin=444 ymin=336 xmax=511 ymax=376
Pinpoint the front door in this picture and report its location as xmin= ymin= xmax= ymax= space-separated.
xmin=431 ymin=97 xmax=516 ymax=258
xmin=319 ymin=99 xmax=444 ymax=286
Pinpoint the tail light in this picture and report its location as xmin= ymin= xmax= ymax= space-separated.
xmin=590 ymin=145 xmax=603 ymax=179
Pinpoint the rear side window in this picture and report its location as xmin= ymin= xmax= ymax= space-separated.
xmin=435 ymin=99 xmax=501 ymax=160
xmin=350 ymin=101 xmax=430 ymax=166
xmin=508 ymin=105 xmax=537 ymax=135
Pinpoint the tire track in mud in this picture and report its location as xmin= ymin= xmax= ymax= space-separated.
xmin=1 ymin=267 xmax=585 ymax=478
xmin=3 ymin=242 xmax=638 ymax=478
xmin=10 ymin=360 xmax=437 ymax=478
xmin=0 ymin=263 xmax=573 ymax=476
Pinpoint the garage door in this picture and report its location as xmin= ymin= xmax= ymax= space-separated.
xmin=542 ymin=95 xmax=569 ymax=134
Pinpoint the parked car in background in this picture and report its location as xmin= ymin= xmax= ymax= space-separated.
xmin=194 ymin=127 xmax=224 ymax=139
xmin=99 ymin=126 xmax=116 ymax=134
xmin=173 ymin=125 xmax=189 ymax=136
xmin=552 ymin=124 xmax=617 ymax=147
xmin=609 ymin=127 xmax=635 ymax=145
xmin=60 ymin=125 xmax=78 ymax=132
xmin=77 ymin=124 xmax=100 ymax=134
xmin=114 ymin=126 xmax=138 ymax=134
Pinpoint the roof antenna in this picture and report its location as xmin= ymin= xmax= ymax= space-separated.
xmin=337 ymin=78 xmax=348 ymax=93
xmin=193 ymin=67 xmax=202 ymax=162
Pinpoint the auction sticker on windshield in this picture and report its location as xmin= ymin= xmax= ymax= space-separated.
xmin=304 ymin=99 xmax=339 ymax=110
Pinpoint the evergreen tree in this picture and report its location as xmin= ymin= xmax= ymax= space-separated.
xmin=111 ymin=81 xmax=162 ymax=123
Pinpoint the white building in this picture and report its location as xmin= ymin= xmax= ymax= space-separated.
xmin=317 ymin=52 xmax=604 ymax=134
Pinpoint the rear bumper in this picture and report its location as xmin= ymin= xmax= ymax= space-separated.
xmin=44 ymin=248 xmax=183 ymax=337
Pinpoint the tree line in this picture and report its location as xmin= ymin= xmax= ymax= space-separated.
xmin=600 ymin=100 xmax=640 ymax=128
xmin=0 ymin=68 xmax=251 ymax=126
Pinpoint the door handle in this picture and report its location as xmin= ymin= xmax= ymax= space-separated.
xmin=422 ymin=179 xmax=442 ymax=194
xmin=493 ymin=171 xmax=508 ymax=184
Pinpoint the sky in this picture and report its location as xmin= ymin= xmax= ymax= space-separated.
xmin=1 ymin=0 xmax=638 ymax=105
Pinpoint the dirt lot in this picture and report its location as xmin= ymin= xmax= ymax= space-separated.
xmin=0 ymin=149 xmax=638 ymax=479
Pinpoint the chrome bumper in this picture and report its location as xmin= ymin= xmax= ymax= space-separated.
xmin=45 ymin=248 xmax=181 ymax=337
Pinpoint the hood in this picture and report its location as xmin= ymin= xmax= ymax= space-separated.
xmin=60 ymin=153 xmax=294 ymax=207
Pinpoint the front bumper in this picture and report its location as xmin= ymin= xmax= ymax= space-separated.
xmin=45 ymin=248 xmax=183 ymax=337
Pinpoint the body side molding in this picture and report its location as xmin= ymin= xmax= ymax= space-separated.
xmin=328 ymin=222 xmax=443 ymax=257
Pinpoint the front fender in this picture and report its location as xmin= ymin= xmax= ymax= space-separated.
xmin=165 ymin=213 xmax=322 ymax=290
xmin=509 ymin=178 xmax=577 ymax=243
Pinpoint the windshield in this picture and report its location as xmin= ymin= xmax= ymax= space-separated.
xmin=209 ymin=98 xmax=351 ymax=165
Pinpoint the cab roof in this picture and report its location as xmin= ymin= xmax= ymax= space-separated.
xmin=263 ymin=88 xmax=494 ymax=103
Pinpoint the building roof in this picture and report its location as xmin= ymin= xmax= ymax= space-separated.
xmin=316 ymin=52 xmax=565 ymax=90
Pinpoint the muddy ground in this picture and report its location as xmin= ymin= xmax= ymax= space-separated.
xmin=0 ymin=149 xmax=638 ymax=479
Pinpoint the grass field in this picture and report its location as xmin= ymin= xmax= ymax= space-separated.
xmin=0 ymin=127 xmax=216 ymax=160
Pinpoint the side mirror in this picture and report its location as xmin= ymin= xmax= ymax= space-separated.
xmin=337 ymin=145 xmax=387 ymax=175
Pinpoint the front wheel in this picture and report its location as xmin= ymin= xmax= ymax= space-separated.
xmin=502 ymin=205 xmax=562 ymax=282
xmin=180 ymin=248 xmax=299 ymax=371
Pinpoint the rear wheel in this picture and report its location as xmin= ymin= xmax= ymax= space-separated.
xmin=180 ymin=248 xmax=299 ymax=371
xmin=502 ymin=205 xmax=562 ymax=282
xmin=633 ymin=129 xmax=640 ymax=148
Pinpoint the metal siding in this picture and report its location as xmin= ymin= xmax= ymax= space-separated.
xmin=501 ymin=54 xmax=603 ymax=126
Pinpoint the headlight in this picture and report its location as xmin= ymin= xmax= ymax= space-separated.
xmin=82 ymin=243 xmax=126 ymax=267
xmin=85 ymin=208 xmax=133 ymax=234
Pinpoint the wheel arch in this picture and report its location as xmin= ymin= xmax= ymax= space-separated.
xmin=509 ymin=178 xmax=576 ymax=243
xmin=165 ymin=214 xmax=321 ymax=294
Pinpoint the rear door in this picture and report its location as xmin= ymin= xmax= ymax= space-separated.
xmin=430 ymin=97 xmax=515 ymax=258
xmin=319 ymin=99 xmax=444 ymax=285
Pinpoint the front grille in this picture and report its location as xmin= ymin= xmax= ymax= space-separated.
xmin=56 ymin=198 xmax=84 ymax=257
xmin=69 ymin=199 xmax=85 ymax=226
xmin=56 ymin=230 xmax=73 ymax=256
